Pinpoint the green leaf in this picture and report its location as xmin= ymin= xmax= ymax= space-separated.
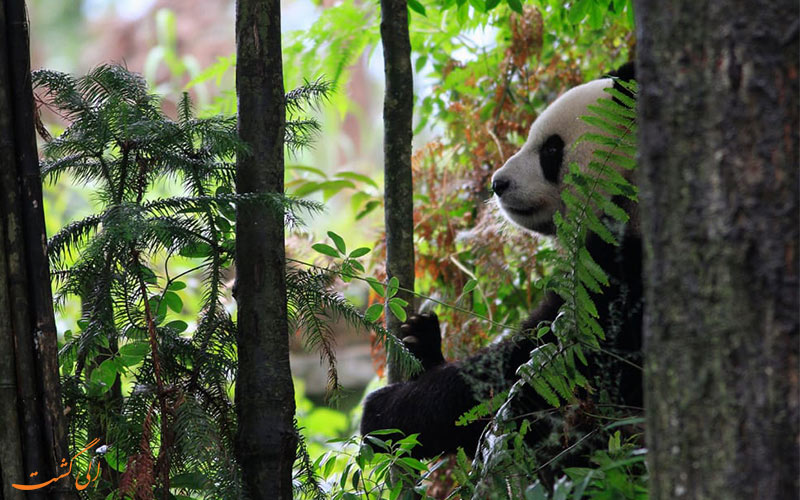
xmin=167 ymin=281 xmax=186 ymax=291
xmin=468 ymin=0 xmax=485 ymax=12
xmin=327 ymin=231 xmax=346 ymax=254
xmin=359 ymin=441 xmax=374 ymax=463
xmin=415 ymin=55 xmax=428 ymax=73
xmin=103 ymin=446 xmax=127 ymax=473
xmin=364 ymin=435 xmax=390 ymax=451
xmin=485 ymin=0 xmax=501 ymax=9
xmin=603 ymin=87 xmax=636 ymax=108
xmin=349 ymin=247 xmax=370 ymax=258
xmin=408 ymin=0 xmax=427 ymax=16
xmin=575 ymin=283 xmax=598 ymax=318
xmin=335 ymin=171 xmax=379 ymax=189
xmin=119 ymin=341 xmax=149 ymax=358
xmin=387 ymin=276 xmax=400 ymax=298
xmin=462 ymin=279 xmax=477 ymax=294
xmin=390 ymin=297 xmax=409 ymax=308
xmin=388 ymin=299 xmax=407 ymax=322
xmin=179 ymin=242 xmax=212 ymax=258
xmin=288 ymin=164 xmax=327 ymax=178
xmin=390 ymin=481 xmax=403 ymax=500
xmin=164 ymin=320 xmax=188 ymax=333
xmin=397 ymin=457 xmax=427 ymax=472
xmin=292 ymin=180 xmax=322 ymax=198
xmin=164 ymin=291 xmax=183 ymax=314
xmin=89 ymin=359 xmax=117 ymax=396
xmin=318 ymin=180 xmax=357 ymax=200
xmin=365 ymin=303 xmax=384 ymax=322
xmin=366 ymin=277 xmax=385 ymax=297
xmin=356 ymin=200 xmax=380 ymax=220
xmin=580 ymin=114 xmax=627 ymax=137
xmin=530 ymin=375 xmax=561 ymax=408
xmin=456 ymin=1 xmax=469 ymax=23
xmin=312 ymin=243 xmax=340 ymax=258
xmin=587 ymin=102 xmax=636 ymax=128
xmin=506 ymin=0 xmax=523 ymax=14
xmin=349 ymin=259 xmax=365 ymax=273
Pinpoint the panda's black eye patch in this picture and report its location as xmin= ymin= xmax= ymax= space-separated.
xmin=539 ymin=134 xmax=564 ymax=184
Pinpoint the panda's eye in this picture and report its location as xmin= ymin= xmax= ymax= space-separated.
xmin=539 ymin=134 xmax=564 ymax=184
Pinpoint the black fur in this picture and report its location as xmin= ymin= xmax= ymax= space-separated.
xmin=361 ymin=225 xmax=643 ymax=459
xmin=539 ymin=134 xmax=565 ymax=184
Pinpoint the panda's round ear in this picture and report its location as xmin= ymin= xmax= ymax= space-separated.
xmin=607 ymin=61 xmax=636 ymax=82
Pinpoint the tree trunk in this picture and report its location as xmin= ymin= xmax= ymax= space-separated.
xmin=0 ymin=1 xmax=73 ymax=498
xmin=234 ymin=0 xmax=296 ymax=497
xmin=634 ymin=1 xmax=799 ymax=498
xmin=380 ymin=0 xmax=415 ymax=384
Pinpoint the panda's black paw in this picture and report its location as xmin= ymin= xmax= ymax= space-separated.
xmin=400 ymin=312 xmax=445 ymax=376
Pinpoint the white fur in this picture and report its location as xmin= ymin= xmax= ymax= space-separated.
xmin=492 ymin=78 xmax=613 ymax=235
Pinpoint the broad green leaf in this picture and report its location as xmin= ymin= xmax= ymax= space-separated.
xmin=389 ymin=297 xmax=409 ymax=308
xmin=349 ymin=247 xmax=370 ymax=258
xmin=365 ymin=303 xmax=383 ymax=322
xmin=397 ymin=457 xmax=427 ymax=472
xmin=335 ymin=170 xmax=379 ymax=189
xmin=164 ymin=320 xmax=189 ymax=333
xmin=89 ymin=359 xmax=117 ymax=396
xmin=327 ymin=231 xmax=346 ymax=254
xmin=408 ymin=0 xmax=427 ymax=16
xmin=355 ymin=200 xmax=380 ymax=220
xmin=167 ymin=281 xmax=186 ymax=291
xmin=366 ymin=277 xmax=385 ymax=297
xmin=164 ymin=291 xmax=183 ymax=314
xmin=288 ymin=164 xmax=328 ymax=178
xmin=388 ymin=299 xmax=407 ymax=322
xmin=506 ymin=0 xmax=523 ymax=14
xmin=415 ymin=55 xmax=428 ymax=73
xmin=179 ymin=242 xmax=212 ymax=258
xmin=312 ymin=243 xmax=340 ymax=258
xmin=387 ymin=276 xmax=400 ymax=297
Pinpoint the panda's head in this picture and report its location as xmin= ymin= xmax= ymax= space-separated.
xmin=491 ymin=78 xmax=617 ymax=235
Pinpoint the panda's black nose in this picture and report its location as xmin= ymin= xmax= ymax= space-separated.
xmin=492 ymin=177 xmax=510 ymax=197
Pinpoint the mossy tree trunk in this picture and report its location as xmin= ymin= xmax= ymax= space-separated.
xmin=380 ymin=0 xmax=415 ymax=384
xmin=0 ymin=1 xmax=73 ymax=499
xmin=234 ymin=0 xmax=296 ymax=497
xmin=634 ymin=1 xmax=799 ymax=497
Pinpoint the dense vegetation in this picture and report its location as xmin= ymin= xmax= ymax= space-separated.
xmin=29 ymin=0 xmax=645 ymax=498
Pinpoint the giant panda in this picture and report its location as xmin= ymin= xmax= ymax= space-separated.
xmin=361 ymin=64 xmax=642 ymax=464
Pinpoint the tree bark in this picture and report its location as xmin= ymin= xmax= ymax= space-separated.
xmin=380 ymin=0 xmax=415 ymax=383
xmin=634 ymin=1 xmax=799 ymax=498
xmin=0 ymin=1 xmax=72 ymax=498
xmin=234 ymin=0 xmax=296 ymax=497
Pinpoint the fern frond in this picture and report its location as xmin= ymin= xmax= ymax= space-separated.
xmin=285 ymin=78 xmax=333 ymax=116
